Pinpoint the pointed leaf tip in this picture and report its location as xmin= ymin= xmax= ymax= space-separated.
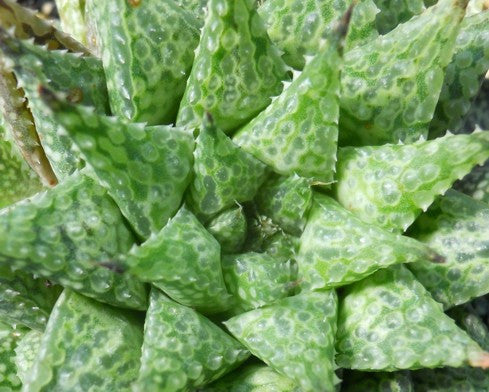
xmin=470 ymin=351 xmax=489 ymax=369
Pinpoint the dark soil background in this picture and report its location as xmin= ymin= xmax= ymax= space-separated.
xmin=18 ymin=0 xmax=58 ymax=18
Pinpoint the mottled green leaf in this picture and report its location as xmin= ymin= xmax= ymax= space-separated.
xmin=254 ymin=174 xmax=312 ymax=236
xmin=455 ymin=161 xmax=489 ymax=204
xmin=206 ymin=206 xmax=247 ymax=254
xmin=336 ymin=265 xmax=487 ymax=370
xmin=202 ymin=363 xmax=299 ymax=391
xmin=335 ymin=131 xmax=489 ymax=232
xmin=448 ymin=306 xmax=489 ymax=350
xmin=374 ymin=0 xmax=425 ymax=34
xmin=0 ymin=171 xmax=147 ymax=310
xmin=55 ymin=0 xmax=88 ymax=46
xmin=225 ymin=290 xmax=338 ymax=392
xmin=177 ymin=0 xmax=288 ymax=132
xmin=187 ymin=120 xmax=269 ymax=219
xmin=43 ymin=93 xmax=194 ymax=239
xmin=0 ymin=323 xmax=24 ymax=391
xmin=0 ymin=116 xmax=43 ymax=209
xmin=14 ymin=329 xmax=42 ymax=385
xmin=134 ymin=289 xmax=249 ymax=392
xmin=0 ymin=267 xmax=61 ymax=331
xmin=258 ymin=0 xmax=351 ymax=69
xmin=298 ymin=193 xmax=438 ymax=290
xmin=261 ymin=230 xmax=299 ymax=263
xmin=0 ymin=31 xmax=109 ymax=179
xmin=24 ymin=290 xmax=143 ymax=392
xmin=127 ymin=206 xmax=231 ymax=314
xmin=460 ymin=79 xmax=489 ymax=132
xmin=85 ymin=0 xmax=200 ymax=124
xmin=174 ymin=0 xmax=208 ymax=22
xmin=344 ymin=0 xmax=379 ymax=52
xmin=408 ymin=190 xmax=489 ymax=308
xmin=339 ymin=0 xmax=466 ymax=145
xmin=342 ymin=370 xmax=414 ymax=392
xmin=222 ymin=252 xmax=296 ymax=315
xmin=430 ymin=11 xmax=489 ymax=137
xmin=233 ymin=36 xmax=341 ymax=183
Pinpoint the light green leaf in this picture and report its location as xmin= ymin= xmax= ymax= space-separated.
xmin=0 ymin=323 xmax=24 ymax=391
xmin=225 ymin=290 xmax=338 ymax=392
xmin=340 ymin=0 xmax=466 ymax=145
xmin=127 ymin=206 xmax=232 ymax=314
xmin=55 ymin=0 xmax=88 ymax=46
xmin=177 ymin=0 xmax=288 ymax=132
xmin=24 ymin=290 xmax=143 ymax=392
xmin=342 ymin=370 xmax=414 ymax=392
xmin=374 ymin=0 xmax=425 ymax=34
xmin=336 ymin=265 xmax=487 ymax=370
xmin=335 ymin=131 xmax=489 ymax=232
xmin=134 ymin=289 xmax=249 ymax=392
xmin=14 ymin=329 xmax=42 ymax=385
xmin=206 ymin=206 xmax=248 ymax=254
xmin=344 ymin=0 xmax=379 ymax=51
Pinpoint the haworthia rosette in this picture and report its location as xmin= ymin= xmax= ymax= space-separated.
xmin=0 ymin=31 xmax=109 ymax=179
xmin=222 ymin=252 xmax=297 ymax=315
xmin=257 ymin=0 xmax=351 ymax=69
xmin=127 ymin=206 xmax=232 ymax=314
xmin=233 ymin=35 xmax=342 ymax=183
xmin=14 ymin=329 xmax=42 ymax=386
xmin=374 ymin=0 xmax=425 ymax=34
xmin=42 ymin=92 xmax=194 ymax=239
xmin=202 ymin=363 xmax=299 ymax=391
xmin=24 ymin=290 xmax=143 ymax=392
xmin=206 ymin=206 xmax=248 ymax=254
xmin=342 ymin=370 xmax=414 ymax=392
xmin=0 ymin=171 xmax=147 ymax=310
xmin=134 ymin=289 xmax=249 ymax=392
xmin=55 ymin=0 xmax=88 ymax=46
xmin=254 ymin=174 xmax=313 ymax=236
xmin=339 ymin=0 xmax=467 ymax=146
xmin=336 ymin=265 xmax=489 ymax=370
xmin=430 ymin=11 xmax=489 ymax=137
xmin=85 ymin=0 xmax=200 ymax=124
xmin=187 ymin=119 xmax=269 ymax=219
xmin=335 ymin=131 xmax=489 ymax=232
xmin=177 ymin=0 xmax=289 ymax=133
xmin=408 ymin=190 xmax=489 ymax=308
xmin=298 ymin=193 xmax=439 ymax=290
xmin=225 ymin=290 xmax=338 ymax=392
xmin=0 ymin=266 xmax=61 ymax=331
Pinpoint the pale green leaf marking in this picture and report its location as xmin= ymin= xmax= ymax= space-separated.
xmin=206 ymin=206 xmax=248 ymax=254
xmin=14 ymin=329 xmax=42 ymax=386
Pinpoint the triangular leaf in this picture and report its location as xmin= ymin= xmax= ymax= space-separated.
xmin=134 ymin=289 xmax=249 ymax=391
xmin=55 ymin=0 xmax=88 ymax=45
xmin=225 ymin=290 xmax=338 ymax=392
xmin=177 ymin=0 xmax=288 ymax=132
xmin=298 ymin=193 xmax=439 ymax=290
xmin=344 ymin=0 xmax=379 ymax=52
xmin=335 ymin=131 xmax=489 ymax=232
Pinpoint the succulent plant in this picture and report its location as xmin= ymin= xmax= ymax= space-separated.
xmin=0 ymin=0 xmax=488 ymax=390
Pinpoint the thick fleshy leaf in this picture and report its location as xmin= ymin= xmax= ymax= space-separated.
xmin=134 ymin=289 xmax=249 ymax=392
xmin=0 ymin=171 xmax=147 ymax=310
xmin=467 ymin=0 xmax=489 ymax=15
xmin=455 ymin=161 xmax=489 ymax=204
xmin=430 ymin=11 xmax=489 ymax=137
xmin=202 ymin=363 xmax=299 ymax=391
xmin=344 ymin=0 xmax=379 ymax=51
xmin=448 ymin=306 xmax=489 ymax=350
xmin=187 ymin=120 xmax=268 ymax=219
xmin=0 ymin=267 xmax=61 ymax=331
xmin=225 ymin=290 xmax=338 ymax=392
xmin=233 ymin=36 xmax=342 ymax=183
xmin=127 ymin=206 xmax=231 ymax=314
xmin=258 ymin=0 xmax=351 ymax=69
xmin=0 ymin=116 xmax=43 ymax=208
xmin=174 ymin=0 xmax=208 ymax=22
xmin=336 ymin=265 xmax=488 ymax=370
xmin=298 ymin=193 xmax=439 ymax=290
xmin=206 ymin=206 xmax=247 ymax=254
xmin=0 ymin=323 xmax=25 ymax=391
xmin=335 ymin=131 xmax=489 ymax=232
xmin=85 ymin=0 xmax=200 ymax=124
xmin=24 ymin=290 xmax=143 ymax=392
xmin=408 ymin=190 xmax=489 ymax=308
xmin=177 ymin=0 xmax=288 ymax=132
xmin=339 ymin=0 xmax=466 ymax=146
xmin=14 ymin=329 xmax=42 ymax=385
xmin=254 ymin=174 xmax=313 ymax=236
xmin=222 ymin=252 xmax=297 ymax=315
xmin=342 ymin=370 xmax=414 ymax=392
xmin=262 ymin=230 xmax=299 ymax=263
xmin=55 ymin=0 xmax=88 ymax=45
xmin=374 ymin=0 xmax=425 ymax=34
xmin=43 ymin=92 xmax=194 ymax=239
xmin=0 ymin=31 xmax=109 ymax=179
